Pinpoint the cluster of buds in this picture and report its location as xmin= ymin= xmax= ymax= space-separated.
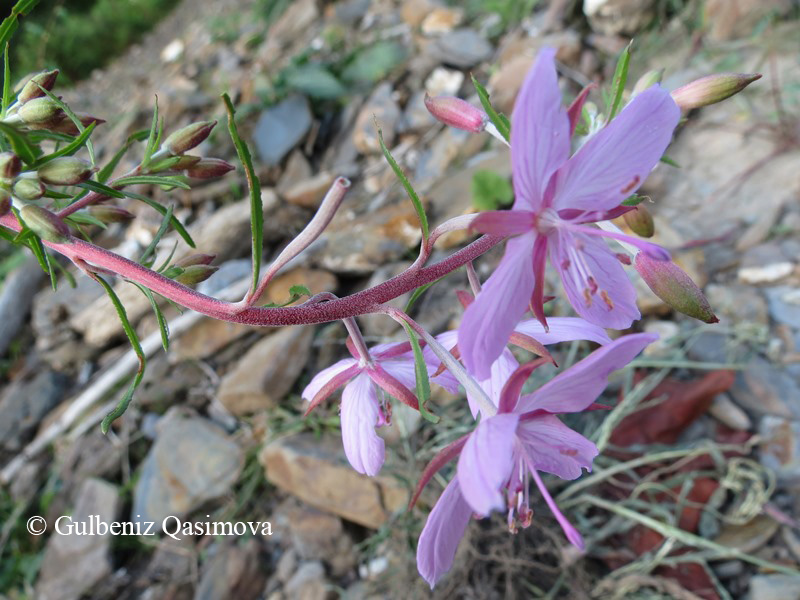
xmin=147 ymin=120 xmax=235 ymax=179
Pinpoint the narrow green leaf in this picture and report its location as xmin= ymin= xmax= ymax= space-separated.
xmin=660 ymin=155 xmax=680 ymax=168
xmin=0 ymin=122 xmax=38 ymax=164
xmin=76 ymin=180 xmax=125 ymax=199
xmin=376 ymin=123 xmax=428 ymax=242
xmin=134 ymin=283 xmax=169 ymax=352
xmin=400 ymin=322 xmax=438 ymax=424
xmin=607 ymin=41 xmax=632 ymax=123
xmin=114 ymin=174 xmax=191 ymax=190
xmin=141 ymin=97 xmax=160 ymax=169
xmin=64 ymin=212 xmax=108 ymax=229
xmin=51 ymin=256 xmax=77 ymax=288
xmin=30 ymin=122 xmax=96 ymax=168
xmin=404 ymin=280 xmax=437 ymax=313
xmin=222 ymin=93 xmax=262 ymax=296
xmin=471 ymin=74 xmax=511 ymax=142
xmin=2 ymin=43 xmax=11 ymax=118
xmin=26 ymin=235 xmax=49 ymax=275
xmin=36 ymin=85 xmax=95 ymax=166
xmin=88 ymin=274 xmax=146 ymax=434
xmin=155 ymin=241 xmax=179 ymax=273
xmin=98 ymin=129 xmax=149 ymax=182
xmin=139 ymin=204 xmax=173 ymax=266
xmin=288 ymin=284 xmax=311 ymax=297
xmin=146 ymin=155 xmax=184 ymax=173
xmin=621 ymin=194 xmax=646 ymax=207
xmin=121 ymin=190 xmax=195 ymax=248
xmin=0 ymin=0 xmax=40 ymax=49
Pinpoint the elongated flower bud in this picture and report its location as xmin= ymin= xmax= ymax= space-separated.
xmin=18 ymin=70 xmax=59 ymax=104
xmin=172 ymin=154 xmax=202 ymax=169
xmin=632 ymin=69 xmax=664 ymax=95
xmin=19 ymin=204 xmax=71 ymax=243
xmin=671 ymin=73 xmax=761 ymax=111
xmin=17 ymin=97 xmax=64 ymax=127
xmin=623 ymin=205 xmax=655 ymax=238
xmin=0 ymin=190 xmax=10 ymax=216
xmin=634 ymin=253 xmax=718 ymax=323
xmin=37 ymin=157 xmax=94 ymax=185
xmin=174 ymin=264 xmax=218 ymax=285
xmin=0 ymin=153 xmax=21 ymax=179
xmin=175 ymin=253 xmax=216 ymax=267
xmin=424 ymin=94 xmax=487 ymax=133
xmin=185 ymin=158 xmax=235 ymax=179
xmin=162 ymin=120 xmax=216 ymax=155
xmin=88 ymin=205 xmax=135 ymax=223
xmin=12 ymin=177 xmax=45 ymax=200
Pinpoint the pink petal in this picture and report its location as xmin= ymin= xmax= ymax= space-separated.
xmin=467 ymin=348 xmax=519 ymax=417
xmin=511 ymin=47 xmax=570 ymax=212
xmin=517 ymin=414 xmax=598 ymax=479
xmin=530 ymin=467 xmax=585 ymax=550
xmin=517 ymin=333 xmax=657 ymax=414
xmin=550 ymin=231 xmax=640 ymax=329
xmin=368 ymin=364 xmax=419 ymax=410
xmin=379 ymin=355 xmax=418 ymax=391
xmin=497 ymin=358 xmax=552 ymax=414
xmin=425 ymin=331 xmax=461 ymax=394
xmin=416 ymin=478 xmax=473 ymax=588
xmin=457 ymin=413 xmax=519 ymax=516
xmin=514 ymin=316 xmax=612 ymax=346
xmin=409 ymin=433 xmax=470 ymax=509
xmin=472 ymin=210 xmax=535 ymax=236
xmin=340 ymin=373 xmax=385 ymax=476
xmin=459 ymin=234 xmax=537 ymax=380
xmin=551 ymin=85 xmax=680 ymax=212
xmin=301 ymin=358 xmax=358 ymax=402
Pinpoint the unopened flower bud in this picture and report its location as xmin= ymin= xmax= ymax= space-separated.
xmin=671 ymin=73 xmax=761 ymax=111
xmin=50 ymin=114 xmax=106 ymax=135
xmin=632 ymin=69 xmax=664 ymax=96
xmin=88 ymin=205 xmax=135 ymax=223
xmin=12 ymin=177 xmax=45 ymax=200
xmin=0 ymin=153 xmax=21 ymax=179
xmin=185 ymin=158 xmax=235 ymax=179
xmin=19 ymin=204 xmax=71 ymax=243
xmin=424 ymin=94 xmax=487 ymax=133
xmin=634 ymin=253 xmax=718 ymax=323
xmin=172 ymin=154 xmax=202 ymax=169
xmin=17 ymin=70 xmax=59 ymax=104
xmin=174 ymin=264 xmax=218 ymax=285
xmin=17 ymin=97 xmax=64 ymax=127
xmin=623 ymin=205 xmax=655 ymax=238
xmin=0 ymin=190 xmax=10 ymax=216
xmin=162 ymin=120 xmax=216 ymax=155
xmin=175 ymin=253 xmax=216 ymax=267
xmin=37 ymin=157 xmax=94 ymax=185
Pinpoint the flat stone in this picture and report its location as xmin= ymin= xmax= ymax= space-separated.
xmin=430 ymin=29 xmax=492 ymax=68
xmin=217 ymin=325 xmax=314 ymax=415
xmin=0 ymin=371 xmax=69 ymax=452
xmin=708 ymin=393 xmax=752 ymax=431
xmin=584 ymin=0 xmax=657 ymax=36
xmin=766 ymin=286 xmax=800 ymax=330
xmin=132 ymin=409 xmax=243 ymax=526
xmin=260 ymin=433 xmax=408 ymax=529
xmin=285 ymin=561 xmax=332 ymax=600
xmin=283 ymin=171 xmax=336 ymax=209
xmin=353 ymin=83 xmax=401 ymax=154
xmin=759 ymin=415 xmax=800 ymax=483
xmin=195 ymin=539 xmax=267 ymax=600
xmin=36 ymin=478 xmax=120 ymax=600
xmin=277 ymin=150 xmax=313 ymax=196
xmin=255 ymin=95 xmax=313 ymax=166
xmin=705 ymin=283 xmax=769 ymax=326
xmin=421 ymin=7 xmax=464 ymax=34
xmin=713 ymin=515 xmax=779 ymax=554
xmin=738 ymin=243 xmax=794 ymax=285
xmin=731 ymin=358 xmax=799 ymax=419
xmin=749 ymin=574 xmax=800 ymax=600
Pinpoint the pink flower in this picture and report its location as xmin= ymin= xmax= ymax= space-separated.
xmin=414 ymin=333 xmax=656 ymax=587
xmin=459 ymin=48 xmax=679 ymax=379
xmin=302 ymin=341 xmax=421 ymax=476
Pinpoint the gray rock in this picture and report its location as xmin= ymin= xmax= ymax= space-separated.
xmin=285 ymin=561 xmax=331 ymax=600
xmin=255 ymin=95 xmax=313 ymax=166
xmin=766 ymin=286 xmax=800 ymax=330
xmin=705 ymin=283 xmax=769 ymax=326
xmin=430 ymin=29 xmax=492 ymax=68
xmin=217 ymin=325 xmax=314 ymax=415
xmin=731 ymin=358 xmax=800 ymax=420
xmin=195 ymin=539 xmax=267 ymax=600
xmin=738 ymin=243 xmax=794 ymax=285
xmin=0 ymin=370 xmax=69 ymax=452
xmin=353 ymin=83 xmax=401 ymax=154
xmin=132 ymin=409 xmax=243 ymax=526
xmin=749 ymin=574 xmax=800 ymax=600
xmin=36 ymin=478 xmax=120 ymax=600
xmin=400 ymin=90 xmax=436 ymax=133
xmin=759 ymin=415 xmax=800 ymax=484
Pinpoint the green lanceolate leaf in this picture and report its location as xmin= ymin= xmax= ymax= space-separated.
xmin=141 ymin=97 xmax=161 ymax=170
xmin=139 ymin=204 xmax=174 ymax=266
xmin=471 ymin=74 xmax=510 ymax=142
xmin=2 ymin=43 xmax=11 ymax=118
xmin=405 ymin=280 xmax=438 ymax=313
xmin=114 ymin=174 xmax=191 ymax=190
xmin=36 ymin=85 xmax=96 ymax=166
xmin=376 ymin=123 xmax=429 ymax=242
xmin=30 ymin=122 xmax=96 ymax=168
xmin=88 ymin=273 xmax=146 ymax=434
xmin=0 ymin=122 xmax=38 ymax=164
xmin=98 ymin=129 xmax=149 ymax=182
xmin=401 ymin=322 xmax=438 ymax=424
xmin=660 ymin=155 xmax=680 ymax=168
xmin=134 ymin=284 xmax=169 ymax=352
xmin=222 ymin=93 xmax=262 ymax=296
xmin=621 ymin=194 xmax=646 ymax=206
xmin=64 ymin=212 xmax=108 ymax=229
xmin=121 ymin=190 xmax=195 ymax=247
xmin=76 ymin=180 xmax=125 ymax=199
xmin=0 ymin=0 xmax=40 ymax=50
xmin=607 ymin=41 xmax=632 ymax=123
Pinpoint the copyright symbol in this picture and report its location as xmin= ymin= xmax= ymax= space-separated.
xmin=27 ymin=516 xmax=46 ymax=535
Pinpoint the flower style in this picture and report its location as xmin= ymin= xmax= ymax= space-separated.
xmin=459 ymin=47 xmax=680 ymax=379
xmin=414 ymin=333 xmax=656 ymax=587
xmin=302 ymin=339 xmax=447 ymax=476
